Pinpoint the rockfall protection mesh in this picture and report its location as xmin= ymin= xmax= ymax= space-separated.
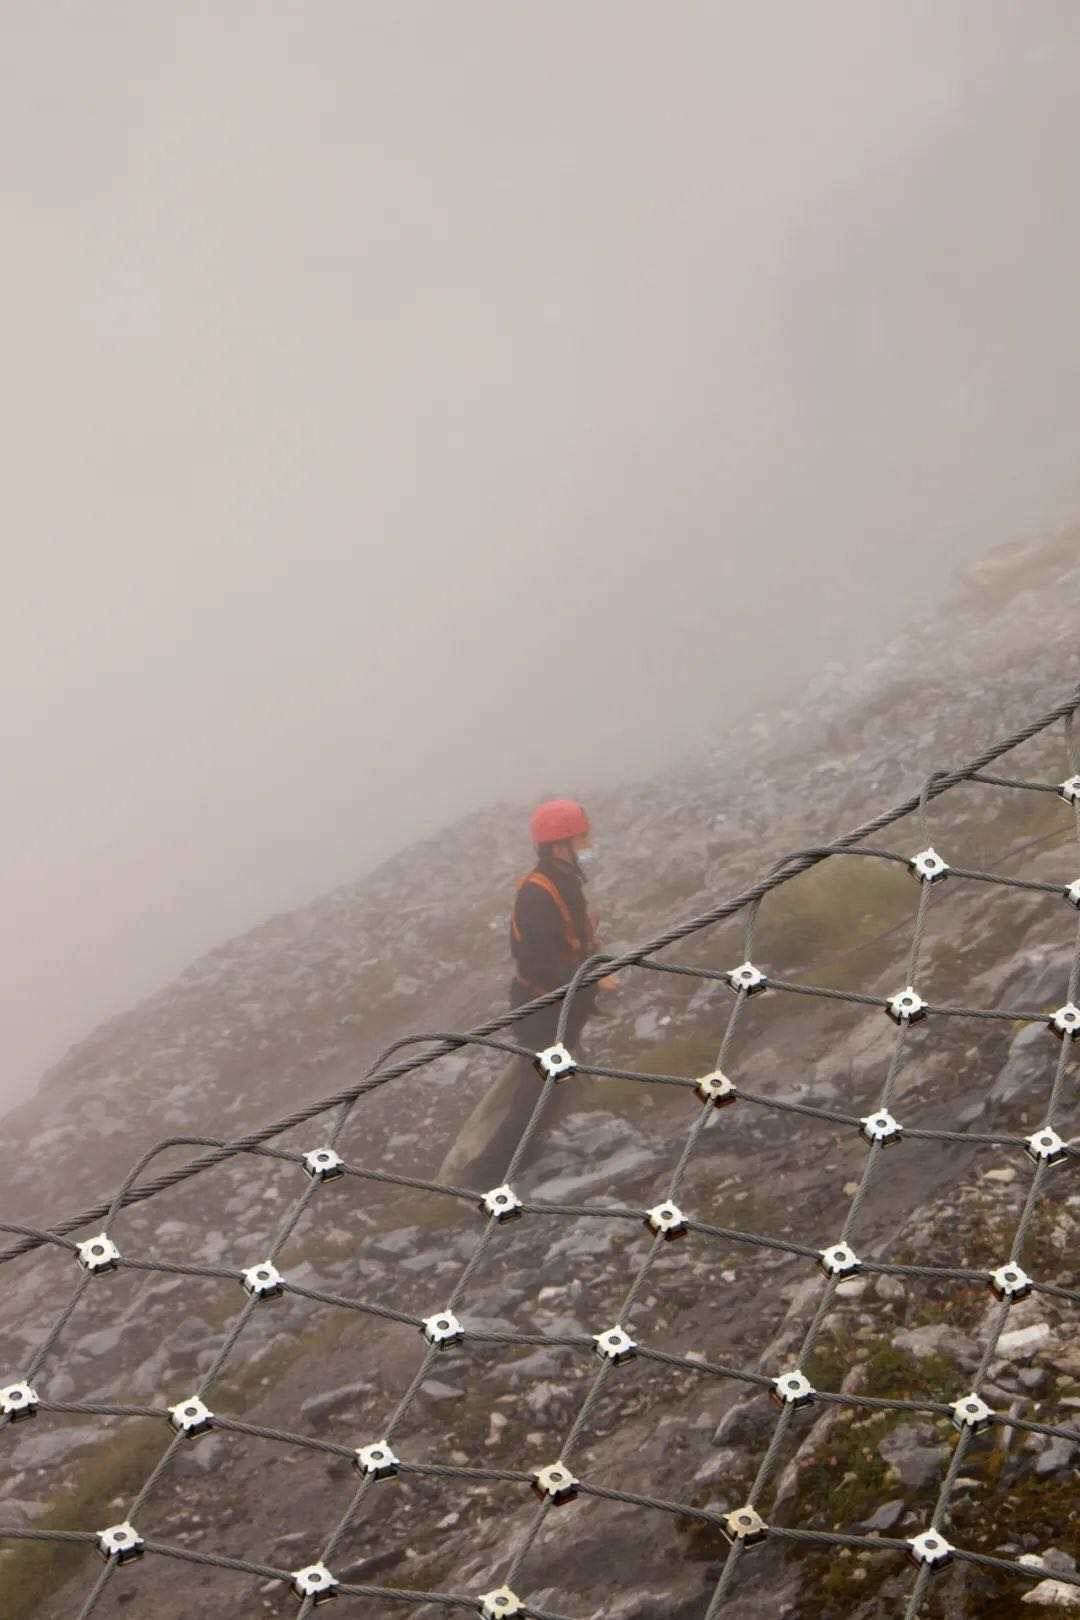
xmin=4 ymin=680 xmax=1080 ymax=1618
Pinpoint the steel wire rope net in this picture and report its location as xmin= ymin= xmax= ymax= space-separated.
xmin=3 ymin=681 xmax=1080 ymax=1617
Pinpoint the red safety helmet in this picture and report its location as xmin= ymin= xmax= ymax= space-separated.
xmin=529 ymin=797 xmax=590 ymax=846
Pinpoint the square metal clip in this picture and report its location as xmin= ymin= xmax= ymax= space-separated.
xmin=534 ymin=1044 xmax=576 ymax=1081
xmin=727 ymin=961 xmax=766 ymax=996
xmin=77 ymin=1233 xmax=120 ymax=1274
xmin=1058 ymin=775 xmax=1080 ymax=806
xmin=1063 ymin=879 xmax=1080 ymax=910
xmin=423 ymin=1310 xmax=465 ymax=1347
xmin=697 ymin=1070 xmax=737 ymax=1108
xmin=302 ymin=1148 xmax=345 ymax=1181
xmin=860 ymin=1109 xmax=903 ymax=1147
xmin=593 ymin=1325 xmax=636 ymax=1363
xmin=989 ymin=1262 xmax=1033 ymax=1302
xmin=98 ymin=1522 xmax=144 ymax=1563
xmin=481 ymin=1185 xmax=522 ymax=1223
xmin=907 ymin=1528 xmax=952 ymax=1568
xmin=771 ymin=1370 xmax=815 ymax=1408
xmin=909 ymin=847 xmax=948 ymax=884
xmin=355 ymin=1441 xmax=399 ymax=1479
xmin=0 ymin=1381 xmax=39 ymax=1421
xmin=532 ymin=1461 xmax=578 ymax=1504
xmin=724 ymin=1504 xmax=767 ymax=1544
xmin=887 ymin=987 xmax=926 ymax=1025
xmin=292 ymin=1563 xmax=338 ymax=1603
xmin=646 ymin=1202 xmax=687 ymax=1241
xmin=168 ymin=1395 xmax=214 ymax=1436
xmin=1026 ymin=1127 xmax=1068 ymax=1166
xmin=242 ymin=1261 xmax=284 ymax=1300
xmin=479 ymin=1589 xmax=522 ymax=1619
xmin=950 ymin=1393 xmax=993 ymax=1433
xmin=819 ymin=1243 xmax=860 ymax=1278
xmin=1051 ymin=1003 xmax=1080 ymax=1040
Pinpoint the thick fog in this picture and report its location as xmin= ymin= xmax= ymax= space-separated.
xmin=4 ymin=3 xmax=1080 ymax=1106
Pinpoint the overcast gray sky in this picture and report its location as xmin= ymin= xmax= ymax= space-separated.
xmin=4 ymin=2 xmax=1080 ymax=1105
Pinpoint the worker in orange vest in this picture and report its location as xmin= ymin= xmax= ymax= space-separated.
xmin=509 ymin=796 xmax=618 ymax=1034
xmin=438 ymin=798 xmax=618 ymax=1190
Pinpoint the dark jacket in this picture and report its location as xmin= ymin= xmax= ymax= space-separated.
xmin=509 ymin=850 xmax=599 ymax=1022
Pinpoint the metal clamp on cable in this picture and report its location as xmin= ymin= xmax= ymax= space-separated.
xmin=302 ymin=1147 xmax=345 ymax=1181
xmin=909 ymin=847 xmax=949 ymax=884
xmin=989 ymin=1262 xmax=1033 ymax=1302
xmin=77 ymin=1233 xmax=120 ymax=1274
xmin=423 ymin=1310 xmax=465 ymax=1347
xmin=771 ymin=1370 xmax=814 ymax=1409
xmin=242 ymin=1261 xmax=284 ymax=1300
xmin=697 ymin=1069 xmax=737 ymax=1108
xmin=860 ymin=1109 xmax=903 ymax=1146
xmin=1026 ymin=1126 xmax=1067 ymax=1166
xmin=0 ymin=1381 xmax=38 ymax=1421
xmin=168 ymin=1395 xmax=214 ymax=1436
xmin=481 ymin=1185 xmax=522 ymax=1222
xmin=534 ymin=1043 xmax=576 ymax=1081
xmin=593 ymin=1325 xmax=636 ymax=1363
xmin=950 ymin=1393 xmax=993 ymax=1433
xmin=532 ymin=1461 xmax=578 ymax=1504
xmin=819 ymin=1243 xmax=860 ymax=1278
xmin=97 ymin=1523 xmax=144 ymax=1563
xmin=1051 ymin=1003 xmax=1080 ymax=1040
xmin=479 ymin=1588 xmax=522 ymax=1618
xmin=886 ymin=987 xmax=926 ymax=1025
xmin=726 ymin=961 xmax=767 ymax=996
xmin=645 ymin=1202 xmax=687 ymax=1240
xmin=907 ymin=1529 xmax=953 ymax=1569
xmin=292 ymin=1563 xmax=338 ymax=1603
xmin=355 ymin=1441 xmax=399 ymax=1479
xmin=724 ymin=1504 xmax=767 ymax=1545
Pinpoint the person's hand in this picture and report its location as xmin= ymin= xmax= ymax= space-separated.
xmin=597 ymin=973 xmax=621 ymax=991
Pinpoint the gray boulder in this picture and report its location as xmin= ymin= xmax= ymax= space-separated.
xmin=878 ymin=1421 xmax=948 ymax=1491
xmin=892 ymin=1323 xmax=980 ymax=1369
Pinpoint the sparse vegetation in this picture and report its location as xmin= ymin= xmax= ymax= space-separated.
xmin=0 ymin=1419 xmax=164 ymax=1620
xmin=754 ymin=856 xmax=916 ymax=967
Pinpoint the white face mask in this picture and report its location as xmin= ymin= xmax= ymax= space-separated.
xmin=576 ymin=848 xmax=596 ymax=869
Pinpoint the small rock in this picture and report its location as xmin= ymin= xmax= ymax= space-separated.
xmin=983 ymin=1167 xmax=1018 ymax=1184
xmin=1021 ymin=1578 xmax=1080 ymax=1607
xmin=420 ymin=1380 xmax=463 ymax=1402
xmin=713 ymin=1394 xmax=775 ymax=1449
xmin=893 ymin=1323 xmax=980 ymax=1369
xmin=300 ymin=1381 xmax=375 ymax=1423
xmin=76 ymin=1326 xmax=127 ymax=1360
xmin=366 ymin=1227 xmax=422 ymax=1259
xmin=693 ymin=1446 xmax=745 ymax=1485
xmin=172 ymin=1434 xmax=224 ymax=1476
xmin=862 ymin=1500 xmax=905 ymax=1532
xmin=877 ymin=1422 xmax=948 ymax=1490
xmin=1034 ymin=1435 xmax=1078 ymax=1477
xmin=997 ymin=1323 xmax=1051 ymax=1360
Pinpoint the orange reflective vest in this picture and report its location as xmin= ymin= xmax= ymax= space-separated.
xmin=510 ymin=870 xmax=598 ymax=995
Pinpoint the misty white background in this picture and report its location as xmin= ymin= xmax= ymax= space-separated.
xmin=4 ymin=3 xmax=1080 ymax=1105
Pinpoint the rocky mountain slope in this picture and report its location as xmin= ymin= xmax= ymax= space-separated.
xmin=2 ymin=527 xmax=1080 ymax=1619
